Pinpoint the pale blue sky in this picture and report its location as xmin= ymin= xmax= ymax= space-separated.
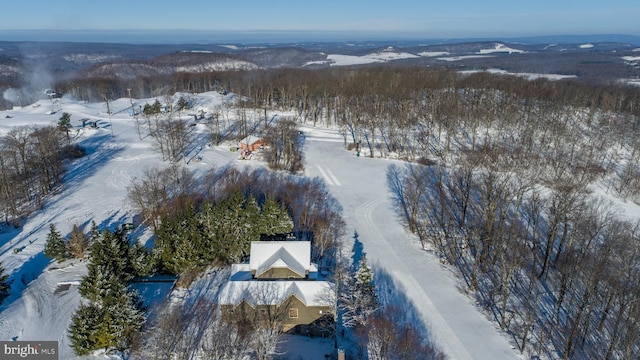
xmin=1 ymin=0 xmax=638 ymax=41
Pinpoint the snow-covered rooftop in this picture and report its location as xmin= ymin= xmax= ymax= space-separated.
xmin=239 ymin=135 xmax=263 ymax=145
xmin=250 ymin=241 xmax=311 ymax=277
xmin=218 ymin=280 xmax=335 ymax=307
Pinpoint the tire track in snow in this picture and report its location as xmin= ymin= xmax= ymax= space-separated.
xmin=317 ymin=165 xmax=341 ymax=186
xmin=355 ymin=199 xmax=381 ymax=233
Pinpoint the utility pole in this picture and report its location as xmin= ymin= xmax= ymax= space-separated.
xmin=102 ymin=93 xmax=113 ymax=137
xmin=127 ymin=88 xmax=133 ymax=114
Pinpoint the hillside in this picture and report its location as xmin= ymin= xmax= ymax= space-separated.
xmin=1 ymin=38 xmax=640 ymax=107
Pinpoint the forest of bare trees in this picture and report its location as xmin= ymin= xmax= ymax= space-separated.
xmin=10 ymin=64 xmax=640 ymax=358
xmin=0 ymin=125 xmax=85 ymax=226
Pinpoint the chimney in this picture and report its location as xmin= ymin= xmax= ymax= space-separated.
xmin=338 ymin=348 xmax=345 ymax=360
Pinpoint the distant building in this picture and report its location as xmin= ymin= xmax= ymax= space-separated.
xmin=239 ymin=135 xmax=266 ymax=152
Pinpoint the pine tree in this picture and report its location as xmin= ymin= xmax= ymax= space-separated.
xmin=89 ymin=221 xmax=101 ymax=244
xmin=216 ymin=190 xmax=248 ymax=263
xmin=78 ymin=262 xmax=119 ymax=304
xmin=260 ymin=196 xmax=294 ymax=235
xmin=107 ymin=288 xmax=146 ymax=351
xmin=242 ymin=195 xmax=262 ymax=243
xmin=71 ymin=227 xmax=148 ymax=356
xmin=68 ymin=302 xmax=103 ymax=356
xmin=44 ymin=223 xmax=67 ymax=262
xmin=0 ymin=262 xmax=12 ymax=305
xmin=129 ymin=242 xmax=154 ymax=277
xmin=342 ymin=255 xmax=378 ymax=329
xmin=58 ymin=112 xmax=72 ymax=139
xmin=355 ymin=255 xmax=378 ymax=312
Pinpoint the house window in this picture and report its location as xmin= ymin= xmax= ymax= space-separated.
xmin=260 ymin=309 xmax=267 ymax=314
xmin=289 ymin=308 xmax=299 ymax=318
xmin=227 ymin=309 xmax=235 ymax=315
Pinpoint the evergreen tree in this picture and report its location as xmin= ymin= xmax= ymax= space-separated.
xmin=355 ymin=255 xmax=378 ymax=311
xmin=215 ymin=190 xmax=248 ymax=263
xmin=44 ymin=223 xmax=67 ymax=262
xmin=79 ymin=228 xmax=145 ymax=302
xmin=58 ymin=112 xmax=72 ymax=139
xmin=70 ymin=227 xmax=148 ymax=356
xmin=260 ymin=196 xmax=294 ymax=235
xmin=176 ymin=96 xmax=189 ymax=111
xmin=0 ymin=262 xmax=12 ymax=305
xmin=129 ymin=242 xmax=155 ymax=277
xmin=68 ymin=302 xmax=103 ymax=356
xmin=242 ymin=195 xmax=262 ymax=243
xmin=89 ymin=221 xmax=101 ymax=244
xmin=342 ymin=255 xmax=378 ymax=329
xmin=156 ymin=203 xmax=204 ymax=274
xmin=107 ymin=288 xmax=146 ymax=351
xmin=78 ymin=262 xmax=120 ymax=304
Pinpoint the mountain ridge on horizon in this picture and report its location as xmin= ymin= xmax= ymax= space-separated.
xmin=0 ymin=29 xmax=639 ymax=46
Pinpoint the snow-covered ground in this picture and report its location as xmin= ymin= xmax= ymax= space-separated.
xmin=477 ymin=43 xmax=525 ymax=54
xmin=0 ymin=92 xmax=520 ymax=359
xmin=325 ymin=48 xmax=419 ymax=66
xmin=302 ymin=126 xmax=518 ymax=360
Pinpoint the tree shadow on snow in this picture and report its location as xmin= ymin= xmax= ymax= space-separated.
xmin=350 ymin=230 xmax=364 ymax=271
xmin=373 ymin=264 xmax=439 ymax=351
xmin=0 ymin=251 xmax=50 ymax=312
xmin=63 ymin=133 xmax=126 ymax=189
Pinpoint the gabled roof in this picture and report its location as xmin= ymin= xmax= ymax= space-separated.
xmin=250 ymin=241 xmax=311 ymax=277
xmin=218 ymin=280 xmax=335 ymax=308
xmin=239 ymin=135 xmax=263 ymax=146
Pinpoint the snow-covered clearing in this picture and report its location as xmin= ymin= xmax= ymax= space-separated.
xmin=477 ymin=43 xmax=525 ymax=54
xmin=0 ymin=92 xmax=520 ymax=359
xmin=418 ymin=51 xmax=450 ymax=57
xmin=437 ymin=55 xmax=495 ymax=62
xmin=327 ymin=49 xmax=418 ymax=66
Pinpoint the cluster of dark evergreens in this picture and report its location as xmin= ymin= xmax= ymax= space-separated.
xmin=129 ymin=166 xmax=345 ymax=273
xmin=0 ymin=262 xmax=11 ymax=306
xmin=154 ymin=191 xmax=293 ymax=275
xmin=68 ymin=224 xmax=151 ymax=356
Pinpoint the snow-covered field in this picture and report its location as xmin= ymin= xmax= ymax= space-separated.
xmin=0 ymin=92 xmax=520 ymax=359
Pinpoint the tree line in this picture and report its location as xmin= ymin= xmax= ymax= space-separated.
xmin=0 ymin=125 xmax=86 ymax=226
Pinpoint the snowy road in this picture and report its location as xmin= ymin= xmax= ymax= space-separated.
xmin=303 ymin=126 xmax=519 ymax=360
